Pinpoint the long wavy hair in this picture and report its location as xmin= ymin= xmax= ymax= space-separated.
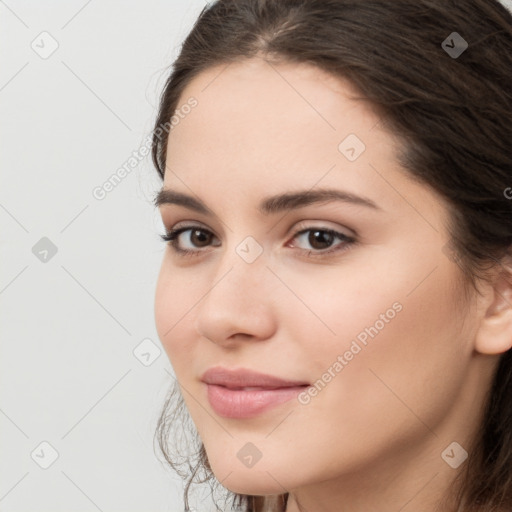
xmin=151 ymin=1 xmax=512 ymax=510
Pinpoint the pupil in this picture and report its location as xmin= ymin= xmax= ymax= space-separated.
xmin=309 ymin=230 xmax=333 ymax=250
xmin=192 ymin=230 xmax=210 ymax=247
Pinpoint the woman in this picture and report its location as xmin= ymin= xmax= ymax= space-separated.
xmin=151 ymin=1 xmax=512 ymax=511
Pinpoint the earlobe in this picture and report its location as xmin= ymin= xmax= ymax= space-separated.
xmin=474 ymin=269 xmax=512 ymax=355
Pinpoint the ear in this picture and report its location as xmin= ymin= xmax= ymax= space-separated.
xmin=474 ymin=259 xmax=512 ymax=355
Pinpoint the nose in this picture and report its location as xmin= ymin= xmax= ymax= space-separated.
xmin=193 ymin=251 xmax=278 ymax=347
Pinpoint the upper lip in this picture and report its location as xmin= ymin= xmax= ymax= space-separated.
xmin=201 ymin=367 xmax=310 ymax=389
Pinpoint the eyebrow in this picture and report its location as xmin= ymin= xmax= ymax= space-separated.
xmin=153 ymin=187 xmax=382 ymax=216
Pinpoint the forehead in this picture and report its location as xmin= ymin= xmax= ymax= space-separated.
xmin=161 ymin=57 xmax=443 ymax=225
xmin=166 ymin=59 xmax=393 ymax=177
xmin=168 ymin=57 xmax=382 ymax=144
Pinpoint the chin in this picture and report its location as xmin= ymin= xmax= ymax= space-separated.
xmin=206 ymin=454 xmax=291 ymax=495
xmin=220 ymin=473 xmax=287 ymax=496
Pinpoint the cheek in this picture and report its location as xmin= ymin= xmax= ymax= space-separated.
xmin=154 ymin=263 xmax=198 ymax=371
xmin=297 ymin=258 xmax=469 ymax=436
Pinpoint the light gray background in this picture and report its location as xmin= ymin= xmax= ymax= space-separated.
xmin=1 ymin=1 xmax=208 ymax=511
xmin=1 ymin=1 xmax=512 ymax=511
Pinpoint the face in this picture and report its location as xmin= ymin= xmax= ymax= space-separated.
xmin=154 ymin=57 xmax=486 ymax=499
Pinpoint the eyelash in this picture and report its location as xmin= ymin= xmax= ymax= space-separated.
xmin=159 ymin=224 xmax=356 ymax=259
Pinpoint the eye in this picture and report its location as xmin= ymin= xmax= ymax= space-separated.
xmin=160 ymin=225 xmax=219 ymax=257
xmin=289 ymin=227 xmax=355 ymax=257
xmin=160 ymin=224 xmax=356 ymax=259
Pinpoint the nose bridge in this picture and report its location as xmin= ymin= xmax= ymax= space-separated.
xmin=209 ymin=235 xmax=269 ymax=307
xmin=194 ymin=235 xmax=277 ymax=343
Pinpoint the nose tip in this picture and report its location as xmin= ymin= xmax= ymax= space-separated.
xmin=195 ymin=299 xmax=276 ymax=347
xmin=193 ymin=263 xmax=277 ymax=347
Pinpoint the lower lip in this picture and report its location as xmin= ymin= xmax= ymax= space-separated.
xmin=205 ymin=384 xmax=307 ymax=419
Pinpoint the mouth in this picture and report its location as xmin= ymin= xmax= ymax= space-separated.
xmin=215 ymin=385 xmax=306 ymax=391
xmin=201 ymin=366 xmax=310 ymax=388
xmin=200 ymin=367 xmax=310 ymax=419
xmin=204 ymin=383 xmax=309 ymax=419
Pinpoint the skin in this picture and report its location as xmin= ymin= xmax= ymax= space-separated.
xmin=154 ymin=57 xmax=512 ymax=512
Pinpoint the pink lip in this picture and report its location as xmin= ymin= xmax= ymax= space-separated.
xmin=201 ymin=367 xmax=309 ymax=388
xmin=201 ymin=367 xmax=309 ymax=419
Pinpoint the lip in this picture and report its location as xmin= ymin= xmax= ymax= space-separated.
xmin=201 ymin=367 xmax=309 ymax=389
xmin=201 ymin=367 xmax=310 ymax=419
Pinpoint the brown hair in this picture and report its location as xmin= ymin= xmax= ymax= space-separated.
xmin=151 ymin=1 xmax=512 ymax=510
